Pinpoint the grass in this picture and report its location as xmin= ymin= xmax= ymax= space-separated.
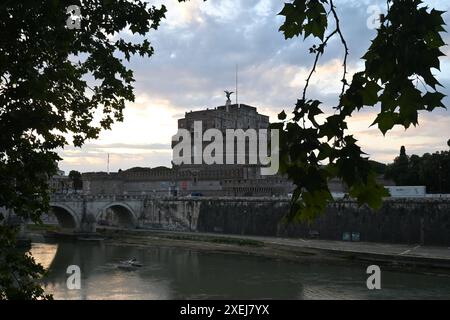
xmin=26 ymin=224 xmax=61 ymax=232
xmin=96 ymin=228 xmax=265 ymax=247
xmin=159 ymin=234 xmax=264 ymax=247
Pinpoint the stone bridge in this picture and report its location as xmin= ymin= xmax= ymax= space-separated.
xmin=48 ymin=194 xmax=208 ymax=232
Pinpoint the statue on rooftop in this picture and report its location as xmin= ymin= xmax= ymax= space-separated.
xmin=224 ymin=90 xmax=234 ymax=102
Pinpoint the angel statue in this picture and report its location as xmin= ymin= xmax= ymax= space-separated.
xmin=224 ymin=90 xmax=234 ymax=102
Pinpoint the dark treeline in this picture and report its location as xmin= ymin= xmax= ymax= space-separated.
xmin=68 ymin=170 xmax=83 ymax=190
xmin=384 ymin=141 xmax=450 ymax=194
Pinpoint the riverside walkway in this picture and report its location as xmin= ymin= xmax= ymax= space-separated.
xmin=113 ymin=228 xmax=450 ymax=269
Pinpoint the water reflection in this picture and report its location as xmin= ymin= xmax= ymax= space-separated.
xmin=30 ymin=242 xmax=450 ymax=300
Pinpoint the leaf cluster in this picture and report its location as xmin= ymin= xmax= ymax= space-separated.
xmin=0 ymin=0 xmax=175 ymax=300
xmin=277 ymin=0 xmax=446 ymax=220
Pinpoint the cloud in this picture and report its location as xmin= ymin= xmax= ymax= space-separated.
xmin=58 ymin=0 xmax=450 ymax=172
xmin=347 ymin=109 xmax=450 ymax=162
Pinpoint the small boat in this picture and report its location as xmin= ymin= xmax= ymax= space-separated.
xmin=117 ymin=258 xmax=143 ymax=270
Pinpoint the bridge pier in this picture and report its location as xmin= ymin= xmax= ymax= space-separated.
xmin=79 ymin=217 xmax=97 ymax=233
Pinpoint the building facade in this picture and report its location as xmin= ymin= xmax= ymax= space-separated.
xmin=174 ymin=103 xmax=271 ymax=167
xmin=82 ymin=103 xmax=354 ymax=197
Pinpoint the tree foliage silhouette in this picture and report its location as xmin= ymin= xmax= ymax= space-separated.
xmin=384 ymin=146 xmax=411 ymax=186
xmin=385 ymin=145 xmax=450 ymax=193
xmin=274 ymin=0 xmax=447 ymax=221
xmin=0 ymin=0 xmax=171 ymax=300
xmin=68 ymin=170 xmax=83 ymax=191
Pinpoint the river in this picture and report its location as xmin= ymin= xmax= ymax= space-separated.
xmin=30 ymin=241 xmax=450 ymax=300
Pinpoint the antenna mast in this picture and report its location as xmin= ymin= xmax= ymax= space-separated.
xmin=235 ymin=64 xmax=239 ymax=107
xmin=107 ymin=153 xmax=110 ymax=174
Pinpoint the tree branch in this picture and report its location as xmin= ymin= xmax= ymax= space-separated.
xmin=302 ymin=0 xmax=349 ymax=108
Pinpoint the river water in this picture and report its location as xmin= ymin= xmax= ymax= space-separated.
xmin=30 ymin=241 xmax=450 ymax=300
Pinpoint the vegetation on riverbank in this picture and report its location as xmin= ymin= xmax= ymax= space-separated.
xmin=97 ymin=228 xmax=265 ymax=248
xmin=26 ymin=224 xmax=61 ymax=233
xmin=157 ymin=234 xmax=264 ymax=247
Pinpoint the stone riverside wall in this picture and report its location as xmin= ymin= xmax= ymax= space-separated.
xmin=143 ymin=198 xmax=450 ymax=246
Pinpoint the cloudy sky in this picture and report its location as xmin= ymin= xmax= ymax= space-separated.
xmin=58 ymin=0 xmax=450 ymax=173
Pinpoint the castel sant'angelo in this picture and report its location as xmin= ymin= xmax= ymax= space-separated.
xmin=81 ymin=95 xmax=348 ymax=197
xmin=81 ymin=94 xmax=299 ymax=197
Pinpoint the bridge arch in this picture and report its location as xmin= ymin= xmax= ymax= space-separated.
xmin=98 ymin=202 xmax=138 ymax=228
xmin=49 ymin=204 xmax=80 ymax=229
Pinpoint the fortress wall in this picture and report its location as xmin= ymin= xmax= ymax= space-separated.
xmin=141 ymin=198 xmax=201 ymax=231
xmin=278 ymin=199 xmax=450 ymax=245
xmin=145 ymin=198 xmax=450 ymax=246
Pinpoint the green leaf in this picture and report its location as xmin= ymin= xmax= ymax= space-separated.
xmin=278 ymin=110 xmax=287 ymax=121
xmin=278 ymin=0 xmax=328 ymax=40
xmin=349 ymin=173 xmax=390 ymax=209
xmin=372 ymin=112 xmax=396 ymax=135
xmin=361 ymin=81 xmax=381 ymax=106
xmin=423 ymin=91 xmax=446 ymax=111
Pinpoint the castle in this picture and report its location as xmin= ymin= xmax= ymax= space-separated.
xmin=81 ymin=102 xmax=305 ymax=197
